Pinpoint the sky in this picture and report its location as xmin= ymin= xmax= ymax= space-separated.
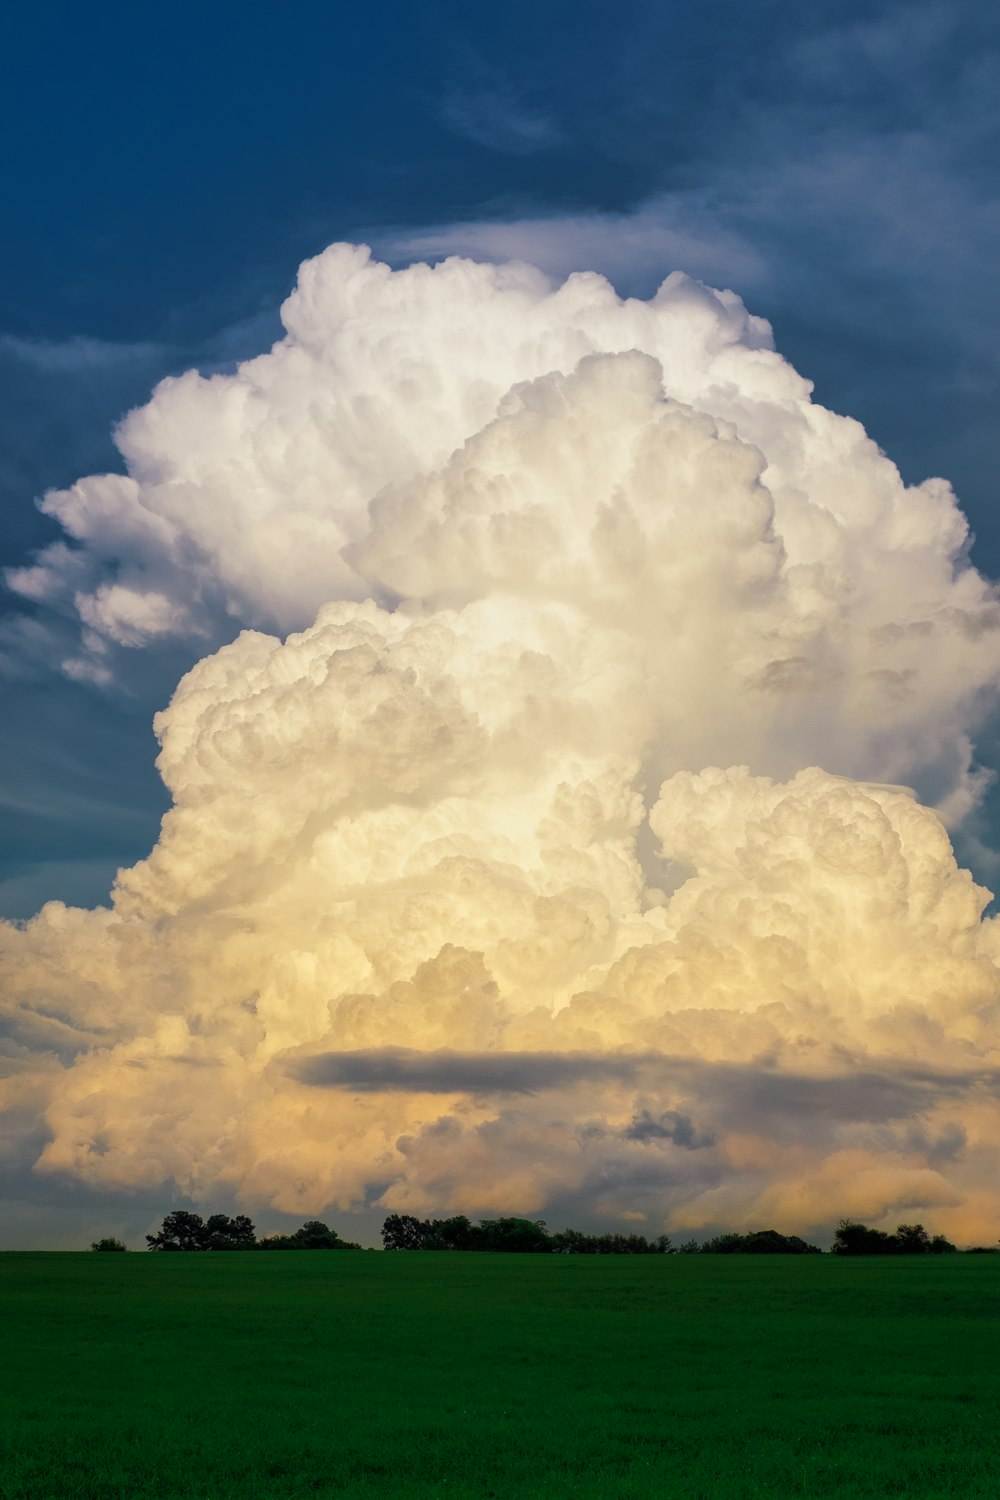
xmin=1 ymin=0 xmax=999 ymax=1249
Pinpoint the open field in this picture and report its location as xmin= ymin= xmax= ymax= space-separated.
xmin=1 ymin=1252 xmax=998 ymax=1499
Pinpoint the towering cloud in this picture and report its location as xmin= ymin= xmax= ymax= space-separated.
xmin=3 ymin=246 xmax=1000 ymax=1240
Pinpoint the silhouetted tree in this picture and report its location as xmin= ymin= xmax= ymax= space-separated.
xmin=424 ymin=1216 xmax=480 ymax=1251
xmin=700 ymin=1233 xmax=745 ymax=1254
xmin=549 ymin=1228 xmax=591 ymax=1253
xmin=146 ymin=1210 xmax=258 ymax=1251
xmin=146 ymin=1210 xmax=209 ymax=1251
xmin=205 ymin=1213 xmax=258 ymax=1250
xmin=832 ymin=1219 xmax=956 ymax=1255
xmin=381 ymin=1213 xmax=428 ymax=1250
xmin=549 ymin=1230 xmax=674 ymax=1254
xmin=831 ymin=1220 xmax=897 ymax=1255
xmin=477 ymin=1217 xmax=551 ymax=1252
xmin=382 ymin=1214 xmax=678 ymax=1253
xmin=894 ymin=1223 xmax=932 ymax=1254
xmin=292 ymin=1220 xmax=358 ymax=1249
xmin=699 ymin=1229 xmax=821 ymax=1255
xmin=90 ymin=1236 xmax=127 ymax=1251
xmin=258 ymin=1220 xmax=360 ymax=1250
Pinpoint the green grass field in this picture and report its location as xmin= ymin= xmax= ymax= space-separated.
xmin=1 ymin=1252 xmax=998 ymax=1499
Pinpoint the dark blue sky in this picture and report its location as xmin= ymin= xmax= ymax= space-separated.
xmin=2 ymin=0 xmax=999 ymax=915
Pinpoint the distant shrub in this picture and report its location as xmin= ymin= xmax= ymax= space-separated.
xmin=257 ymin=1220 xmax=361 ymax=1251
xmin=699 ymin=1229 xmax=822 ymax=1255
xmin=480 ymin=1218 xmax=553 ymax=1253
xmin=90 ymin=1237 xmax=127 ymax=1252
xmin=381 ymin=1214 xmax=552 ymax=1252
xmin=549 ymin=1230 xmax=675 ymax=1255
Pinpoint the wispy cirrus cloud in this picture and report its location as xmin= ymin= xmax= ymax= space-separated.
xmin=441 ymin=73 xmax=563 ymax=157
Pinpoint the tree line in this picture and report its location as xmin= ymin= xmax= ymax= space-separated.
xmin=380 ymin=1214 xmax=674 ymax=1253
xmin=379 ymin=1217 xmax=971 ymax=1255
xmin=831 ymin=1221 xmax=957 ymax=1255
xmin=92 ymin=1211 xmax=361 ymax=1252
xmin=379 ymin=1215 xmax=825 ymax=1253
xmin=381 ymin=1216 xmax=984 ymax=1254
xmin=90 ymin=1209 xmax=990 ymax=1253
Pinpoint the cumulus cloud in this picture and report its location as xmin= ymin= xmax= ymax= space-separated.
xmin=3 ymin=245 xmax=1000 ymax=1241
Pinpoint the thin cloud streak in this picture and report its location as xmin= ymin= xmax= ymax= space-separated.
xmin=291 ymin=1046 xmax=647 ymax=1094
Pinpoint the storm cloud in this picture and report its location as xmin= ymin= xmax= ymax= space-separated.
xmin=3 ymin=246 xmax=1000 ymax=1241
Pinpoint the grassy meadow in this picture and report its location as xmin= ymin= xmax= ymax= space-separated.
xmin=1 ymin=1251 xmax=998 ymax=1499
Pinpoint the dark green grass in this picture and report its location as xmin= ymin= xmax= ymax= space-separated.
xmin=1 ymin=1253 xmax=998 ymax=1499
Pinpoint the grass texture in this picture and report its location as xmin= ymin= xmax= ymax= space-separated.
xmin=0 ymin=1251 xmax=998 ymax=1498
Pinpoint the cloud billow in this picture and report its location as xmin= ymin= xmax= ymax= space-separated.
xmin=2 ymin=245 xmax=1000 ymax=1240
xmin=625 ymin=1109 xmax=715 ymax=1150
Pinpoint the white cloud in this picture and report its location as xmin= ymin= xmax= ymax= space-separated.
xmin=3 ymin=244 xmax=1000 ymax=1240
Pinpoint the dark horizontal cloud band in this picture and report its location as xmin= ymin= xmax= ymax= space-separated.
xmin=290 ymin=1046 xmax=1000 ymax=1119
xmin=292 ymin=1047 xmax=644 ymax=1095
